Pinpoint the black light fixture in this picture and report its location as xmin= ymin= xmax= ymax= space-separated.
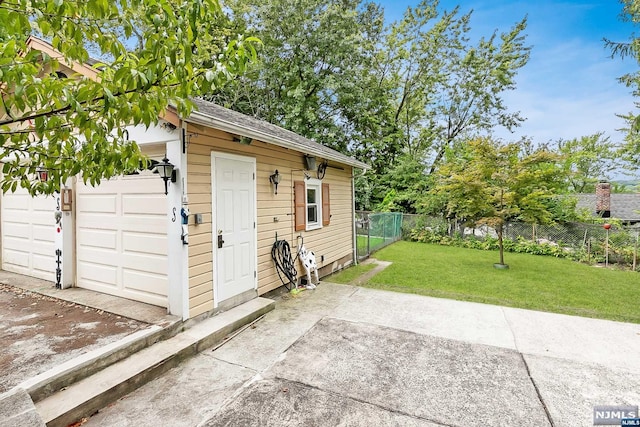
xmin=317 ymin=160 xmax=328 ymax=179
xmin=304 ymin=154 xmax=316 ymax=171
xmin=269 ymin=169 xmax=281 ymax=194
xmin=232 ymin=135 xmax=252 ymax=145
xmin=36 ymin=166 xmax=49 ymax=182
xmin=155 ymin=157 xmax=176 ymax=195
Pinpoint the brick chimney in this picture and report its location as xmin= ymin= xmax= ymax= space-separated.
xmin=595 ymin=181 xmax=611 ymax=218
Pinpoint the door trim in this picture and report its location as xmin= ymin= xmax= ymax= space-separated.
xmin=211 ymin=151 xmax=258 ymax=308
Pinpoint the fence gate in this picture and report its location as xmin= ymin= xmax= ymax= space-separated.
xmin=355 ymin=212 xmax=403 ymax=260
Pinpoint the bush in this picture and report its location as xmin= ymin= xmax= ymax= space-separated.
xmin=408 ymin=225 xmax=591 ymax=263
xmin=406 ymin=217 xmax=639 ymax=269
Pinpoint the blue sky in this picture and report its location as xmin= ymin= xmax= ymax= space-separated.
xmin=378 ymin=0 xmax=637 ymax=146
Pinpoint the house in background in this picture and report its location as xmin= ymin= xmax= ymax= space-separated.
xmin=0 ymin=37 xmax=369 ymax=320
xmin=574 ymin=181 xmax=640 ymax=224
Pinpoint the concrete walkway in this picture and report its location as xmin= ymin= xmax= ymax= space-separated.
xmin=85 ymin=283 xmax=640 ymax=427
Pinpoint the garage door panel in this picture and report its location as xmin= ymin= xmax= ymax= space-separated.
xmin=3 ymin=249 xmax=30 ymax=268
xmin=123 ymin=269 xmax=167 ymax=295
xmin=78 ymin=247 xmax=119 ymax=264
xmin=77 ymin=228 xmax=118 ymax=250
xmin=33 ymin=224 xmax=54 ymax=241
xmin=116 ymin=217 xmax=166 ymax=232
xmin=123 ymin=232 xmax=167 ymax=256
xmin=3 ymin=209 xmax=41 ymax=223
xmin=82 ymin=177 xmax=158 ymax=193
xmin=32 ymin=196 xmax=57 ymax=211
xmin=74 ymin=217 xmax=118 ymax=230
xmin=77 ymin=194 xmax=117 ymax=214
xmin=3 ymin=236 xmax=32 ymax=252
xmin=78 ymin=216 xmax=165 ymax=233
xmin=32 ymin=254 xmax=55 ymax=273
xmin=122 ymin=195 xmax=166 ymax=215
xmin=32 ymin=239 xmax=55 ymax=255
xmin=1 ymin=193 xmax=28 ymax=209
xmin=1 ymin=188 xmax=56 ymax=281
xmin=76 ymin=174 xmax=168 ymax=307
xmin=121 ymin=253 xmax=167 ymax=275
xmin=78 ymin=260 xmax=118 ymax=287
xmin=3 ymin=222 xmax=31 ymax=239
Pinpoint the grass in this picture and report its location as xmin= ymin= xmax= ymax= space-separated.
xmin=354 ymin=241 xmax=640 ymax=324
xmin=327 ymin=262 xmax=377 ymax=284
xmin=356 ymin=235 xmax=386 ymax=255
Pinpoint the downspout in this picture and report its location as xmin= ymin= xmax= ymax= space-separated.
xmin=352 ymin=167 xmax=358 ymax=266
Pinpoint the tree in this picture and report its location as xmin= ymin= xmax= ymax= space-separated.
xmin=0 ymin=0 xmax=258 ymax=195
xmin=431 ymin=138 xmax=564 ymax=267
xmin=349 ymin=1 xmax=530 ymax=175
xmin=606 ymin=0 xmax=640 ymax=167
xmin=208 ymin=0 xmax=379 ymax=153
xmin=375 ymin=154 xmax=430 ymax=213
xmin=554 ymin=132 xmax=619 ymax=193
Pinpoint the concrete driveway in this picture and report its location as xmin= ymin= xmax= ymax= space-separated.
xmin=86 ymin=283 xmax=640 ymax=427
xmin=0 ymin=282 xmax=147 ymax=394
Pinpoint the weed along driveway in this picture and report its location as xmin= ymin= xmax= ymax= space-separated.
xmin=86 ymin=282 xmax=640 ymax=427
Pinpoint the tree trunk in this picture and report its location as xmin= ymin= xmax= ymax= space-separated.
xmin=498 ymin=224 xmax=505 ymax=265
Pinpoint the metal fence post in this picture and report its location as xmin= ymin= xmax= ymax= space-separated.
xmin=367 ymin=212 xmax=371 ymax=258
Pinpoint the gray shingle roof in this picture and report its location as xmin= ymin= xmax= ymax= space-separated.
xmin=188 ymin=98 xmax=369 ymax=170
xmin=574 ymin=193 xmax=640 ymax=221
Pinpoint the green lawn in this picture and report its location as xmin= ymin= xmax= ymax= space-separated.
xmin=345 ymin=241 xmax=640 ymax=324
xmin=326 ymin=262 xmax=377 ymax=283
xmin=356 ymin=235 xmax=385 ymax=253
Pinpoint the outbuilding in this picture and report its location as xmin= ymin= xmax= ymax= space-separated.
xmin=0 ymin=37 xmax=369 ymax=320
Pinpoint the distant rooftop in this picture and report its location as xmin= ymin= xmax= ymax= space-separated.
xmin=574 ymin=193 xmax=640 ymax=222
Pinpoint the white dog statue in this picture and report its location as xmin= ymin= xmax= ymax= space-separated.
xmin=298 ymin=245 xmax=319 ymax=289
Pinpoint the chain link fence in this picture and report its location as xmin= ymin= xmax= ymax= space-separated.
xmin=401 ymin=214 xmax=640 ymax=269
xmin=355 ymin=212 xmax=403 ymax=260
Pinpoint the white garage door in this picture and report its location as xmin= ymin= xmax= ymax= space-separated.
xmin=76 ymin=172 xmax=168 ymax=307
xmin=1 ymin=188 xmax=56 ymax=281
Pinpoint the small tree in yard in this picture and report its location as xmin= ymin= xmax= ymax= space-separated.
xmin=431 ymin=138 xmax=564 ymax=268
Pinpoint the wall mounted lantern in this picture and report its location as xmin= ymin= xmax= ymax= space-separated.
xmin=304 ymin=154 xmax=316 ymax=171
xmin=317 ymin=160 xmax=328 ymax=179
xmin=155 ymin=157 xmax=177 ymax=195
xmin=269 ymin=169 xmax=281 ymax=194
xmin=36 ymin=166 xmax=49 ymax=182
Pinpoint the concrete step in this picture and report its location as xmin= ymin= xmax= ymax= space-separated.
xmin=35 ymin=297 xmax=275 ymax=427
xmin=20 ymin=320 xmax=182 ymax=404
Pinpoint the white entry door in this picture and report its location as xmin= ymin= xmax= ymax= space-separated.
xmin=212 ymin=153 xmax=257 ymax=303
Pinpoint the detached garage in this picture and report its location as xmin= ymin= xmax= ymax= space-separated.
xmin=1 ymin=101 xmax=369 ymax=321
xmin=1 ymin=39 xmax=368 ymax=321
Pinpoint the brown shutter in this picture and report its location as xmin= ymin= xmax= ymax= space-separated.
xmin=294 ymin=180 xmax=306 ymax=231
xmin=322 ymin=183 xmax=330 ymax=226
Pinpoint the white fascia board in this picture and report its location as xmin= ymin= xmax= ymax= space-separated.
xmin=187 ymin=111 xmax=370 ymax=170
xmin=125 ymin=122 xmax=177 ymax=145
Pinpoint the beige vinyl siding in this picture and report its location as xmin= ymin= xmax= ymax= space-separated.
xmin=186 ymin=124 xmax=355 ymax=316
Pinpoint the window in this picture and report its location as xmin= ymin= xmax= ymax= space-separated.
xmin=294 ymin=179 xmax=331 ymax=231
xmin=306 ymin=179 xmax=322 ymax=230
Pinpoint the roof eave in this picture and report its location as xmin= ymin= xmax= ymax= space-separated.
xmin=186 ymin=110 xmax=370 ymax=170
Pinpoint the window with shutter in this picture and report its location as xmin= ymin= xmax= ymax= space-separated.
xmin=305 ymin=178 xmax=322 ymax=230
xmin=322 ymin=183 xmax=330 ymax=226
xmin=294 ymin=179 xmax=331 ymax=231
xmin=294 ymin=180 xmax=306 ymax=231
